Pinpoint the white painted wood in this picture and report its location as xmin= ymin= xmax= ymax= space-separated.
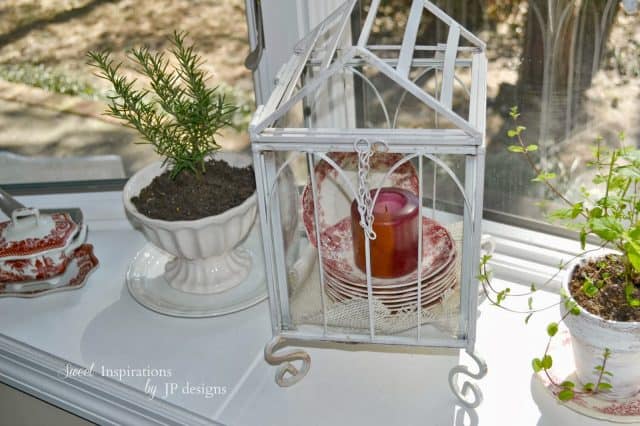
xmin=0 ymin=192 xmax=271 ymax=424
xmin=0 ymin=191 xmax=613 ymax=426
xmin=249 ymin=0 xmax=355 ymax=104
xmin=0 ymin=335 xmax=219 ymax=426
xmin=244 ymin=0 xmax=268 ymax=105
xmin=256 ymin=0 xmax=305 ymax=100
xmin=0 ymin=152 xmax=125 ymax=184
xmin=217 ymin=281 xmax=612 ymax=426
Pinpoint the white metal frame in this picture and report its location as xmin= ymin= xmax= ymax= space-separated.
xmin=250 ymin=0 xmax=488 ymax=407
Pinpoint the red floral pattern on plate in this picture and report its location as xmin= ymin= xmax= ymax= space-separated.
xmin=319 ymin=216 xmax=456 ymax=288
xmin=67 ymin=245 xmax=99 ymax=287
xmin=302 ymin=152 xmax=419 ymax=246
xmin=0 ymin=213 xmax=78 ymax=257
xmin=0 ymin=252 xmax=69 ymax=283
xmin=536 ymin=328 xmax=640 ymax=422
xmin=0 ymin=244 xmax=98 ymax=298
xmin=6 ymin=258 xmax=31 ymax=272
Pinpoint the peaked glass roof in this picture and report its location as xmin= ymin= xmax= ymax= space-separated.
xmin=252 ymin=0 xmax=487 ymax=142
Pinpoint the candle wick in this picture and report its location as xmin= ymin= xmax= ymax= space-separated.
xmin=384 ymin=204 xmax=389 ymax=214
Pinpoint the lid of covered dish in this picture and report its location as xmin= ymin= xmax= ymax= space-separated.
xmin=0 ymin=209 xmax=79 ymax=259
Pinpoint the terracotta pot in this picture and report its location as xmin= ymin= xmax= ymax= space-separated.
xmin=123 ymin=152 xmax=257 ymax=294
xmin=561 ymin=250 xmax=640 ymax=399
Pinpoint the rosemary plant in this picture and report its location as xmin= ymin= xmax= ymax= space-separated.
xmin=87 ymin=31 xmax=236 ymax=179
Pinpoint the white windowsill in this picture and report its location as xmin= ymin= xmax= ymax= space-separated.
xmin=0 ymin=191 xmax=620 ymax=426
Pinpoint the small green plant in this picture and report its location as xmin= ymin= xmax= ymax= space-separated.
xmin=479 ymin=106 xmax=640 ymax=400
xmin=508 ymin=106 xmax=640 ymax=307
xmin=87 ymin=31 xmax=237 ymax=179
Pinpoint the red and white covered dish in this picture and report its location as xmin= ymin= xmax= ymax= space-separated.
xmin=0 ymin=208 xmax=86 ymax=283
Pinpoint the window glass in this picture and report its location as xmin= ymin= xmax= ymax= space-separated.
xmin=2 ymin=1 xmax=639 ymax=227
xmin=0 ymin=0 xmax=253 ymax=185
xmin=355 ymin=0 xmax=639 ymax=221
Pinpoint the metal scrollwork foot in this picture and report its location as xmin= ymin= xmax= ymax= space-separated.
xmin=264 ymin=336 xmax=311 ymax=387
xmin=448 ymin=349 xmax=487 ymax=409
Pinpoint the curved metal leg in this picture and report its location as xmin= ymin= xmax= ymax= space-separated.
xmin=448 ymin=349 xmax=487 ymax=409
xmin=264 ymin=336 xmax=311 ymax=387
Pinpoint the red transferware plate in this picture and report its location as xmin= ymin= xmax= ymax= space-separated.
xmin=302 ymin=152 xmax=419 ymax=246
xmin=0 ymin=212 xmax=83 ymax=283
xmin=319 ymin=216 xmax=456 ymax=288
xmin=0 ymin=212 xmax=78 ymax=258
xmin=0 ymin=244 xmax=99 ymax=298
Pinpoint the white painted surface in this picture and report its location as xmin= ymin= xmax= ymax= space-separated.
xmin=0 ymin=151 xmax=125 ymax=184
xmin=0 ymin=191 xmax=636 ymax=425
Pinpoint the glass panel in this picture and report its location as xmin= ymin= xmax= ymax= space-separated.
xmin=0 ymin=0 xmax=253 ymax=185
xmin=262 ymin=148 xmax=467 ymax=344
xmin=353 ymin=0 xmax=640 ymax=222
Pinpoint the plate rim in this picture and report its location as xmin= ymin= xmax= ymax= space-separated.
xmin=321 ymin=215 xmax=457 ymax=288
xmin=324 ymin=272 xmax=457 ymax=301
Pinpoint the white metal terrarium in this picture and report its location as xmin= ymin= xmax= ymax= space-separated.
xmin=249 ymin=0 xmax=488 ymax=407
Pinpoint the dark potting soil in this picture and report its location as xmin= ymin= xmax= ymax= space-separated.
xmin=569 ymin=254 xmax=640 ymax=322
xmin=131 ymin=158 xmax=256 ymax=221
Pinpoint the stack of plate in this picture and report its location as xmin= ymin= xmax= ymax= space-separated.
xmin=0 ymin=211 xmax=97 ymax=298
xmin=319 ymin=216 xmax=457 ymax=311
xmin=300 ymin=152 xmax=458 ymax=312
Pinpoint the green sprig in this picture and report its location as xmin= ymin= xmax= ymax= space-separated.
xmin=87 ymin=31 xmax=237 ymax=179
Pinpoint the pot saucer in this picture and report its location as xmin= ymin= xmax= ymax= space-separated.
xmin=0 ymin=244 xmax=98 ymax=298
xmin=126 ymin=225 xmax=266 ymax=318
xmin=535 ymin=328 xmax=640 ymax=423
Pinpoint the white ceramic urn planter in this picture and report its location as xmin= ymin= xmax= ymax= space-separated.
xmin=123 ymin=151 xmax=257 ymax=294
xmin=561 ymin=251 xmax=640 ymax=400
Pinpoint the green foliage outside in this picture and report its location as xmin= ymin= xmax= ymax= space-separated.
xmin=0 ymin=62 xmax=253 ymax=131
xmin=0 ymin=63 xmax=98 ymax=98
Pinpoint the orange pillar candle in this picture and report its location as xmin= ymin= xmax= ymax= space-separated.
xmin=350 ymin=187 xmax=420 ymax=278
